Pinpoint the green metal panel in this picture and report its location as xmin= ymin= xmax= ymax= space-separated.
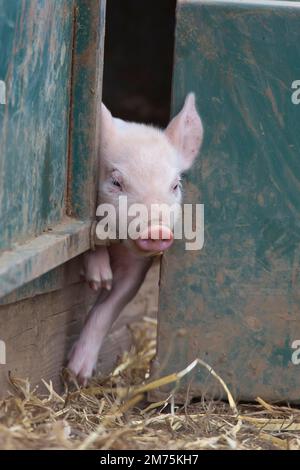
xmin=69 ymin=0 xmax=106 ymax=219
xmin=0 ymin=0 xmax=73 ymax=251
xmin=0 ymin=0 xmax=106 ymax=299
xmin=155 ymin=0 xmax=300 ymax=402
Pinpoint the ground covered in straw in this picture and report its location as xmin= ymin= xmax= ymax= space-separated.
xmin=1 ymin=317 xmax=300 ymax=450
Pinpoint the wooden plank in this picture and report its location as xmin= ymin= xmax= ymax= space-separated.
xmin=0 ymin=282 xmax=97 ymax=394
xmin=152 ymin=0 xmax=300 ymax=403
xmin=0 ymin=218 xmax=91 ymax=298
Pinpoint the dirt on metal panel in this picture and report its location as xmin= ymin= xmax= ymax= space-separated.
xmin=152 ymin=0 xmax=300 ymax=403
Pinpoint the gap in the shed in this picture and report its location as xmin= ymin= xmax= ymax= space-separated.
xmin=99 ymin=0 xmax=176 ymax=371
xmin=102 ymin=0 xmax=176 ymax=126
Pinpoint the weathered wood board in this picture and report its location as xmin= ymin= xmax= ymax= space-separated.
xmin=152 ymin=0 xmax=300 ymax=403
xmin=0 ymin=281 xmax=97 ymax=394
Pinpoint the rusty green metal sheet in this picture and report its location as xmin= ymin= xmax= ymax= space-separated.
xmin=0 ymin=0 xmax=74 ymax=252
xmin=0 ymin=1 xmax=106 ymax=300
xmin=154 ymin=0 xmax=300 ymax=402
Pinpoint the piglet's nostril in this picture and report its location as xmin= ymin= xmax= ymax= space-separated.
xmin=135 ymin=225 xmax=174 ymax=253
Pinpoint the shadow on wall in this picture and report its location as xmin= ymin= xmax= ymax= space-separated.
xmin=102 ymin=0 xmax=176 ymax=127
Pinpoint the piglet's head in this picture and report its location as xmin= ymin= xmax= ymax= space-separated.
xmin=99 ymin=93 xmax=203 ymax=256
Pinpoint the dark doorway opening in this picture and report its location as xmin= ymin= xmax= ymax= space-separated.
xmin=102 ymin=0 xmax=177 ymax=127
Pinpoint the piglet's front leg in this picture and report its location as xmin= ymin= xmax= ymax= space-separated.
xmin=82 ymin=245 xmax=113 ymax=292
xmin=68 ymin=245 xmax=152 ymax=385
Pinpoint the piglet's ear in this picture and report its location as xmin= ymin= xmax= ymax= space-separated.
xmin=101 ymin=103 xmax=114 ymax=136
xmin=165 ymin=93 xmax=203 ymax=171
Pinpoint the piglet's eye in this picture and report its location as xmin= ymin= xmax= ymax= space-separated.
xmin=172 ymin=178 xmax=181 ymax=192
xmin=110 ymin=170 xmax=123 ymax=191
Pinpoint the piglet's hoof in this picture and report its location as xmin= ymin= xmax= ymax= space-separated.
xmin=67 ymin=340 xmax=99 ymax=387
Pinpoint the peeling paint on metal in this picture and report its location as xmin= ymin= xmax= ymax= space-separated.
xmin=0 ymin=80 xmax=5 ymax=104
xmin=153 ymin=0 xmax=300 ymax=403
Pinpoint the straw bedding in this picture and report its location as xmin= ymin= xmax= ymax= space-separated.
xmin=1 ymin=317 xmax=300 ymax=450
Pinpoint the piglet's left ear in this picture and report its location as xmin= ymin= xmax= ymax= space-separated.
xmin=165 ymin=93 xmax=203 ymax=171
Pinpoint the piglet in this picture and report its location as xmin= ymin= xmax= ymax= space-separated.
xmin=68 ymin=93 xmax=203 ymax=384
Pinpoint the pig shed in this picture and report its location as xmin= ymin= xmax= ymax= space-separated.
xmin=1 ymin=0 xmax=300 ymax=407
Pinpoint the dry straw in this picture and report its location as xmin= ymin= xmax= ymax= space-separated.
xmin=0 ymin=317 xmax=300 ymax=450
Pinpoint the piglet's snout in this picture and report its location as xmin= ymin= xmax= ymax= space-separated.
xmin=135 ymin=225 xmax=174 ymax=253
